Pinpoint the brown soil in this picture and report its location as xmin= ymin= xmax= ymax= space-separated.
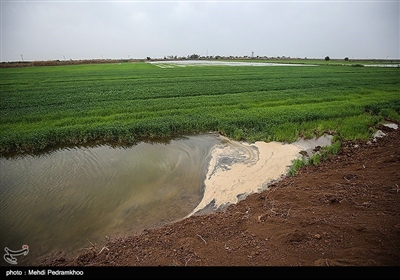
xmin=36 ymin=123 xmax=400 ymax=269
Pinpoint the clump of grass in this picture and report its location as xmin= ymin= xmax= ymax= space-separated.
xmin=288 ymin=156 xmax=308 ymax=176
xmin=288 ymin=138 xmax=342 ymax=176
xmin=320 ymin=140 xmax=341 ymax=158
xmin=308 ymin=153 xmax=321 ymax=166
xmin=337 ymin=114 xmax=383 ymax=141
xmin=379 ymin=108 xmax=400 ymax=121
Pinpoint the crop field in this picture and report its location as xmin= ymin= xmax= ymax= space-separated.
xmin=1 ymin=60 xmax=399 ymax=156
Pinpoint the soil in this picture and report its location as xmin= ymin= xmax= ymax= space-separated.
xmin=35 ymin=122 xmax=400 ymax=269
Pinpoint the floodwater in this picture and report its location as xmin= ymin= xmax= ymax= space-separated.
xmin=364 ymin=64 xmax=400 ymax=68
xmin=0 ymin=134 xmax=220 ymax=265
xmin=0 ymin=133 xmax=331 ymax=265
xmin=149 ymin=60 xmax=317 ymax=68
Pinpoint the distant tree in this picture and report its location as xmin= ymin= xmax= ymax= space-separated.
xmin=344 ymin=57 xmax=349 ymax=61
xmin=325 ymin=56 xmax=330 ymax=61
xmin=188 ymin=54 xmax=200 ymax=59
xmin=146 ymin=57 xmax=151 ymax=60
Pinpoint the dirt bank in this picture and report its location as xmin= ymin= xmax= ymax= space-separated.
xmin=36 ymin=122 xmax=400 ymax=269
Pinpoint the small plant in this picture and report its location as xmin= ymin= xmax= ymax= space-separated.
xmin=288 ymin=139 xmax=342 ymax=177
xmin=319 ymin=141 xmax=341 ymax=159
xmin=379 ymin=108 xmax=399 ymax=121
xmin=288 ymin=157 xmax=308 ymax=176
xmin=308 ymin=153 xmax=321 ymax=166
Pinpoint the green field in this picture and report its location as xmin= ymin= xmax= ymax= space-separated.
xmin=1 ymin=61 xmax=399 ymax=156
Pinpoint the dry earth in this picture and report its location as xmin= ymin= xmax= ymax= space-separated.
xmin=34 ymin=122 xmax=400 ymax=277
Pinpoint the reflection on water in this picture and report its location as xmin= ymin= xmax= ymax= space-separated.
xmin=0 ymin=134 xmax=221 ymax=265
xmin=0 ymin=132 xmax=333 ymax=265
xmin=149 ymin=60 xmax=317 ymax=68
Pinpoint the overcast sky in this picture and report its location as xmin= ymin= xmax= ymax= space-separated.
xmin=1 ymin=0 xmax=399 ymax=62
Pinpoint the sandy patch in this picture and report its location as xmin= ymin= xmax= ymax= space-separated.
xmin=187 ymin=135 xmax=332 ymax=216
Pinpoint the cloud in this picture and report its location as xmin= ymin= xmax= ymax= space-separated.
xmin=1 ymin=0 xmax=399 ymax=61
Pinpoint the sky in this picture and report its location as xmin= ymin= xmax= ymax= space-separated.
xmin=1 ymin=0 xmax=399 ymax=62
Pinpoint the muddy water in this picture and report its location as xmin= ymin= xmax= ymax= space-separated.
xmin=0 ymin=134 xmax=220 ymax=265
xmin=0 ymin=133 xmax=331 ymax=265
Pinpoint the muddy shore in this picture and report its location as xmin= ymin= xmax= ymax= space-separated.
xmin=21 ymin=122 xmax=396 ymax=280
xmin=32 ymin=121 xmax=400 ymax=271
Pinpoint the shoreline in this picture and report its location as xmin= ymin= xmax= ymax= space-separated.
xmin=34 ymin=121 xmax=400 ymax=267
xmin=188 ymin=134 xmax=333 ymax=217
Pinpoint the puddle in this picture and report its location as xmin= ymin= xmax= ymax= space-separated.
xmin=292 ymin=135 xmax=333 ymax=156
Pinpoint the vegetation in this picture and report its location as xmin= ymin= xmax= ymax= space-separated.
xmin=1 ymin=61 xmax=399 ymax=156
xmin=288 ymin=140 xmax=342 ymax=176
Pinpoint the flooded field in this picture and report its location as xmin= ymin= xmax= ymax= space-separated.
xmin=148 ymin=60 xmax=317 ymax=68
xmin=1 ymin=133 xmax=331 ymax=265
xmin=364 ymin=64 xmax=400 ymax=67
xmin=1 ymin=134 xmax=220 ymax=264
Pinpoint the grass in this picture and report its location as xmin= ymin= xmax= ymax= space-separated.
xmin=1 ymin=61 xmax=399 ymax=156
xmin=288 ymin=140 xmax=342 ymax=176
xmin=288 ymin=136 xmax=343 ymax=176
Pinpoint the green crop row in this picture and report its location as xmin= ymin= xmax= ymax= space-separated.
xmin=1 ymin=61 xmax=399 ymax=156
